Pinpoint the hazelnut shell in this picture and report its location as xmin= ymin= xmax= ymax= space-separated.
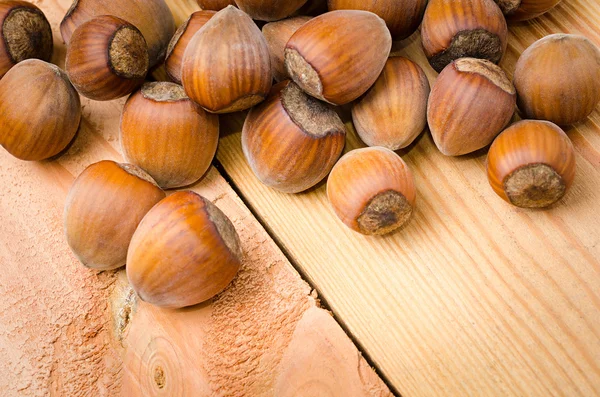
xmin=0 ymin=59 xmax=81 ymax=161
xmin=262 ymin=16 xmax=312 ymax=82
xmin=494 ymin=0 xmax=562 ymax=21
xmin=126 ymin=191 xmax=242 ymax=309
xmin=120 ymin=82 xmax=219 ymax=189
xmin=64 ymin=160 xmax=166 ymax=271
xmin=487 ymin=120 xmax=576 ymax=208
xmin=196 ymin=0 xmax=236 ymax=10
xmin=235 ymin=0 xmax=308 ymax=21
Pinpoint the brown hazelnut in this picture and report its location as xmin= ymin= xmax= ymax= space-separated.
xmin=327 ymin=147 xmax=416 ymax=235
xmin=65 ymin=15 xmax=149 ymax=101
xmin=285 ymin=10 xmax=392 ymax=105
xmin=60 ymin=0 xmax=176 ymax=68
xmin=494 ymin=0 xmax=562 ymax=21
xmin=197 ymin=0 xmax=236 ymax=10
xmin=64 ymin=160 xmax=166 ymax=271
xmin=352 ymin=56 xmax=430 ymax=150
xmin=296 ymin=0 xmax=328 ymax=15
xmin=127 ymin=191 xmax=242 ymax=309
xmin=0 ymin=60 xmax=81 ymax=161
xmin=487 ymin=120 xmax=576 ymax=208
xmin=262 ymin=16 xmax=311 ymax=82
xmin=0 ymin=1 xmax=52 ymax=79
xmin=120 ymin=82 xmax=219 ymax=189
xmin=235 ymin=0 xmax=308 ymax=21
xmin=327 ymin=0 xmax=428 ymax=40
xmin=514 ymin=34 xmax=600 ymax=126
xmin=421 ymin=0 xmax=508 ymax=73
xmin=242 ymin=80 xmax=346 ymax=193
xmin=165 ymin=10 xmax=215 ymax=84
xmin=427 ymin=58 xmax=516 ymax=156
xmin=181 ymin=6 xmax=272 ymax=113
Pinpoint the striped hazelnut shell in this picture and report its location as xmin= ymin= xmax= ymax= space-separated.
xmin=0 ymin=60 xmax=81 ymax=161
xmin=494 ymin=0 xmax=562 ymax=21
xmin=327 ymin=0 xmax=428 ymax=40
xmin=262 ymin=16 xmax=312 ymax=82
xmin=421 ymin=0 xmax=508 ymax=73
xmin=235 ymin=0 xmax=308 ymax=22
xmin=352 ymin=56 xmax=430 ymax=151
xmin=514 ymin=34 xmax=600 ymax=126
xmin=165 ymin=10 xmax=215 ymax=84
xmin=181 ymin=6 xmax=272 ymax=114
xmin=66 ymin=15 xmax=149 ymax=101
xmin=196 ymin=0 xmax=236 ymax=10
xmin=64 ymin=160 xmax=166 ymax=271
xmin=0 ymin=1 xmax=53 ymax=79
xmin=427 ymin=58 xmax=516 ymax=156
xmin=284 ymin=10 xmax=392 ymax=105
xmin=242 ymin=80 xmax=346 ymax=193
xmin=487 ymin=120 xmax=576 ymax=208
xmin=120 ymin=82 xmax=219 ymax=189
xmin=327 ymin=147 xmax=417 ymax=236
xmin=127 ymin=191 xmax=242 ymax=309
xmin=60 ymin=0 xmax=175 ymax=68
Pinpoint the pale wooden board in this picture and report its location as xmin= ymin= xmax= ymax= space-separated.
xmin=0 ymin=1 xmax=391 ymax=395
xmin=214 ymin=1 xmax=600 ymax=396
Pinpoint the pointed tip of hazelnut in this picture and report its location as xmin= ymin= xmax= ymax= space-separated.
xmin=454 ymin=58 xmax=515 ymax=94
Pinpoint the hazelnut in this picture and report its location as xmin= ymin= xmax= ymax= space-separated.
xmin=421 ymin=0 xmax=508 ymax=73
xmin=235 ymin=0 xmax=308 ymax=22
xmin=327 ymin=147 xmax=416 ymax=235
xmin=120 ymin=82 xmax=219 ymax=189
xmin=487 ymin=120 xmax=576 ymax=208
xmin=352 ymin=56 xmax=430 ymax=150
xmin=66 ymin=15 xmax=149 ymax=101
xmin=127 ymin=191 xmax=242 ymax=309
xmin=284 ymin=10 xmax=392 ymax=105
xmin=64 ymin=161 xmax=166 ymax=271
xmin=60 ymin=0 xmax=176 ymax=68
xmin=327 ymin=0 xmax=428 ymax=40
xmin=296 ymin=0 xmax=328 ymax=15
xmin=242 ymin=80 xmax=346 ymax=193
xmin=494 ymin=0 xmax=562 ymax=21
xmin=0 ymin=1 xmax=52 ymax=79
xmin=165 ymin=10 xmax=215 ymax=84
xmin=181 ymin=6 xmax=272 ymax=113
xmin=427 ymin=58 xmax=516 ymax=156
xmin=262 ymin=16 xmax=312 ymax=82
xmin=196 ymin=0 xmax=236 ymax=10
xmin=514 ymin=34 xmax=600 ymax=126
xmin=0 ymin=60 xmax=81 ymax=161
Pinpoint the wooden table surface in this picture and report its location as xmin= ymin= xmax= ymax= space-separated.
xmin=1 ymin=0 xmax=599 ymax=396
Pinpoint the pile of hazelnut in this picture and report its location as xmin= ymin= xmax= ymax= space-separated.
xmin=0 ymin=0 xmax=597 ymax=309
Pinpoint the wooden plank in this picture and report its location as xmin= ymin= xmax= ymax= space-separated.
xmin=0 ymin=1 xmax=390 ymax=395
xmin=216 ymin=1 xmax=600 ymax=396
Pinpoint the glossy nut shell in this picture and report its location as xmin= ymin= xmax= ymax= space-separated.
xmin=284 ymin=10 xmax=392 ymax=105
xmin=494 ymin=0 xmax=562 ymax=21
xmin=120 ymin=82 xmax=219 ymax=189
xmin=352 ymin=57 xmax=430 ymax=150
xmin=165 ymin=10 xmax=215 ymax=84
xmin=421 ymin=0 xmax=508 ymax=73
xmin=327 ymin=147 xmax=417 ymax=235
xmin=0 ymin=1 xmax=52 ymax=79
xmin=66 ymin=15 xmax=149 ymax=101
xmin=262 ymin=16 xmax=311 ymax=82
xmin=197 ymin=0 xmax=236 ymax=10
xmin=235 ymin=0 xmax=308 ymax=21
xmin=0 ymin=60 xmax=81 ymax=161
xmin=181 ymin=6 xmax=272 ymax=113
xmin=327 ymin=0 xmax=428 ymax=40
xmin=242 ymin=80 xmax=346 ymax=193
xmin=513 ymin=34 xmax=600 ymax=126
xmin=427 ymin=58 xmax=516 ymax=156
xmin=127 ymin=191 xmax=242 ymax=309
xmin=64 ymin=160 xmax=166 ymax=271
xmin=487 ymin=120 xmax=576 ymax=208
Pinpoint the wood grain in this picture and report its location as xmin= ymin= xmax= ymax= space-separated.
xmin=0 ymin=0 xmax=390 ymax=395
xmin=216 ymin=1 xmax=600 ymax=396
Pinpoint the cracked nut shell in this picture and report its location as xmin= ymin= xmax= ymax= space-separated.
xmin=242 ymin=80 xmax=346 ymax=193
xmin=327 ymin=147 xmax=417 ymax=236
xmin=421 ymin=0 xmax=508 ymax=73
xmin=487 ymin=120 xmax=576 ymax=208
xmin=64 ymin=160 xmax=166 ymax=271
xmin=127 ymin=191 xmax=242 ymax=309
